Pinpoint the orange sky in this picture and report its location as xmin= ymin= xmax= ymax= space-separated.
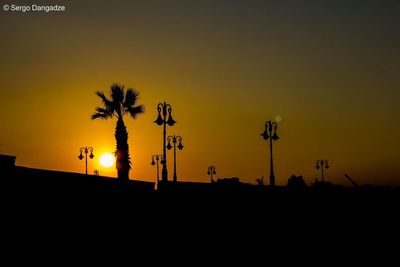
xmin=1 ymin=1 xmax=399 ymax=186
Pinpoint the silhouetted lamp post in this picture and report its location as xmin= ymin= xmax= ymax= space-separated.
xmin=208 ymin=166 xmax=216 ymax=183
xmin=154 ymin=101 xmax=176 ymax=182
xmin=78 ymin=146 xmax=94 ymax=175
xmin=316 ymin=160 xmax=329 ymax=182
xmin=151 ymin=154 xmax=163 ymax=183
xmin=261 ymin=120 xmax=279 ymax=187
xmin=167 ymin=135 xmax=183 ymax=182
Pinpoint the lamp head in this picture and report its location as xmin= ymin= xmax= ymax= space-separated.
xmin=167 ymin=142 xmax=172 ymax=150
xmin=271 ymin=132 xmax=279 ymax=141
xmin=154 ymin=113 xmax=164 ymax=126
xmin=78 ymin=153 xmax=84 ymax=160
xmin=167 ymin=115 xmax=176 ymax=126
xmin=261 ymin=131 xmax=269 ymax=140
xmin=178 ymin=142 xmax=184 ymax=150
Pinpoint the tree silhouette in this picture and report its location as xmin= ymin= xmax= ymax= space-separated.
xmin=91 ymin=83 xmax=144 ymax=180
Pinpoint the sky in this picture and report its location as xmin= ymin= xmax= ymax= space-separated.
xmin=0 ymin=0 xmax=399 ymax=186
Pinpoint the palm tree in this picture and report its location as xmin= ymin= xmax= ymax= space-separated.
xmin=91 ymin=83 xmax=144 ymax=180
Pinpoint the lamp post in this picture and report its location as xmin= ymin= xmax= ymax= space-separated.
xmin=154 ymin=101 xmax=176 ymax=183
xmin=261 ymin=120 xmax=279 ymax=187
xmin=316 ymin=160 xmax=329 ymax=182
xmin=207 ymin=166 xmax=216 ymax=183
xmin=151 ymin=154 xmax=163 ymax=184
xmin=78 ymin=146 xmax=94 ymax=175
xmin=167 ymin=135 xmax=183 ymax=182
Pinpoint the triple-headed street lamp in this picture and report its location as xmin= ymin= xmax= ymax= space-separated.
xmin=78 ymin=146 xmax=94 ymax=175
xmin=207 ymin=165 xmax=216 ymax=183
xmin=151 ymin=154 xmax=163 ymax=183
xmin=261 ymin=120 xmax=279 ymax=187
xmin=154 ymin=101 xmax=176 ymax=182
xmin=316 ymin=160 xmax=329 ymax=182
xmin=167 ymin=135 xmax=183 ymax=182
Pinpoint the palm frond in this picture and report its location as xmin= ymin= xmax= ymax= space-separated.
xmin=91 ymin=112 xmax=109 ymax=120
xmin=91 ymin=107 xmax=113 ymax=120
xmin=123 ymin=88 xmax=140 ymax=108
xmin=111 ymin=83 xmax=124 ymax=105
xmin=127 ymin=105 xmax=145 ymax=119
xmin=92 ymin=83 xmax=144 ymax=121
xmin=95 ymin=91 xmax=112 ymax=107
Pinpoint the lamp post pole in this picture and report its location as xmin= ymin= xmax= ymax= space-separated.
xmin=151 ymin=154 xmax=163 ymax=184
xmin=208 ymin=166 xmax=216 ymax=183
xmin=261 ymin=120 xmax=279 ymax=187
xmin=154 ymin=101 xmax=176 ymax=183
xmin=167 ymin=135 xmax=183 ymax=182
xmin=316 ymin=160 xmax=329 ymax=182
xmin=78 ymin=146 xmax=94 ymax=175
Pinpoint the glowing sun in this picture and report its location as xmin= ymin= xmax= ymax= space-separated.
xmin=99 ymin=152 xmax=114 ymax=168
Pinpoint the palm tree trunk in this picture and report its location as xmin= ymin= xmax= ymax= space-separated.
xmin=115 ymin=118 xmax=130 ymax=180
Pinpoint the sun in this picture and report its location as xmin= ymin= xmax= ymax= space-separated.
xmin=99 ymin=152 xmax=115 ymax=168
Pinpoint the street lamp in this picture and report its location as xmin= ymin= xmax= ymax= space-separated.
xmin=78 ymin=146 xmax=94 ymax=175
xmin=154 ymin=101 xmax=176 ymax=182
xmin=261 ymin=120 xmax=279 ymax=187
xmin=316 ymin=160 xmax=329 ymax=182
xmin=151 ymin=154 xmax=163 ymax=184
xmin=207 ymin=166 xmax=216 ymax=183
xmin=167 ymin=135 xmax=183 ymax=182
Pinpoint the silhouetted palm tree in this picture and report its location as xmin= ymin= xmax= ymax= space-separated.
xmin=91 ymin=83 xmax=144 ymax=180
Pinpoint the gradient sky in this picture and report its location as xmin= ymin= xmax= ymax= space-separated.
xmin=1 ymin=0 xmax=399 ymax=186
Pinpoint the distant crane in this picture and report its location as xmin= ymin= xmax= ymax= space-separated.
xmin=344 ymin=174 xmax=359 ymax=187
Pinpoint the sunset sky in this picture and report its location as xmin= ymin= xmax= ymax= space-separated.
xmin=1 ymin=0 xmax=399 ymax=186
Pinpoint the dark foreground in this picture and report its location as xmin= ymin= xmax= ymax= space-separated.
xmin=3 ymin=166 xmax=399 ymax=218
xmin=2 ymin=166 xmax=399 ymax=262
